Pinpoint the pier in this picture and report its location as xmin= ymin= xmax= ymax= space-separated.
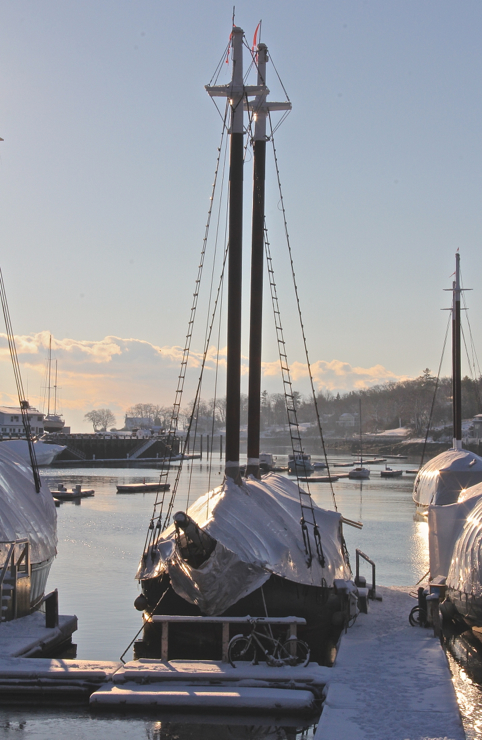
xmin=316 ymin=586 xmax=464 ymax=740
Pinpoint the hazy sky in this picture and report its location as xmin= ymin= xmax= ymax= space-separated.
xmin=0 ymin=1 xmax=481 ymax=431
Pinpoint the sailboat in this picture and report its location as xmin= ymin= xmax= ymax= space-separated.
xmin=134 ymin=28 xmax=353 ymax=663
xmin=43 ymin=336 xmax=65 ymax=434
xmin=0 ymin=271 xmax=57 ymax=621
xmin=348 ymin=401 xmax=370 ymax=480
xmin=413 ymin=253 xmax=482 ymax=511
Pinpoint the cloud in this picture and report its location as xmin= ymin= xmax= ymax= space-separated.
xmin=0 ymin=332 xmax=410 ymax=431
xmin=290 ymin=359 xmax=408 ymax=393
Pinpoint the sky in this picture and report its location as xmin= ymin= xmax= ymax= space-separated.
xmin=0 ymin=1 xmax=481 ymax=431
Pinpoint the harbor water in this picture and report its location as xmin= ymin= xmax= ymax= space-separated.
xmin=0 ymin=452 xmax=479 ymax=738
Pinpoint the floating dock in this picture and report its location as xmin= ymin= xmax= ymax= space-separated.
xmin=90 ymin=660 xmax=329 ymax=714
xmin=316 ymin=586 xmax=465 ymax=740
xmin=0 ymin=610 xmax=78 ymax=659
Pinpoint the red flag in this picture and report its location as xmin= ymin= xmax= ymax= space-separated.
xmin=252 ymin=21 xmax=261 ymax=51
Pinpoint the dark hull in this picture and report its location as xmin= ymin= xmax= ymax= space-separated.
xmin=137 ymin=573 xmax=343 ymax=664
xmin=446 ymin=589 xmax=482 ymax=628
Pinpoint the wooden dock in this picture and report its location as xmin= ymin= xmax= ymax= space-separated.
xmin=90 ymin=660 xmax=329 ymax=713
xmin=316 ymin=586 xmax=465 ymax=740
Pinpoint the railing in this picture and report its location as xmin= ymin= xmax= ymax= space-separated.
xmin=355 ymin=548 xmax=382 ymax=601
xmin=0 ymin=539 xmax=31 ymax=621
xmin=148 ymin=615 xmax=306 ymax=662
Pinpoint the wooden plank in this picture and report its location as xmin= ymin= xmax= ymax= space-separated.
xmin=150 ymin=615 xmax=306 ymax=625
xmin=161 ymin=622 xmax=169 ymax=661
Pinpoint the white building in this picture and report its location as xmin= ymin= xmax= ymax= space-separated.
xmin=0 ymin=406 xmax=44 ymax=436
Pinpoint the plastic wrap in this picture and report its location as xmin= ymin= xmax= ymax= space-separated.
xmin=413 ymin=448 xmax=482 ymax=507
xmin=0 ymin=445 xmax=57 ymax=565
xmin=138 ymin=473 xmax=349 ymax=614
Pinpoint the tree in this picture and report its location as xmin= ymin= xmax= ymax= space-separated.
xmin=84 ymin=409 xmax=116 ymax=431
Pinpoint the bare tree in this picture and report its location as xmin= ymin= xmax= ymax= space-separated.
xmin=84 ymin=408 xmax=116 ymax=431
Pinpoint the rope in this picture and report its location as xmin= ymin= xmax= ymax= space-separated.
xmin=142 ymin=114 xmax=229 ymax=558
xmin=419 ymin=314 xmax=450 ymax=470
xmin=268 ymin=118 xmax=337 ymax=513
xmin=0 ymin=269 xmax=41 ymax=492
xmin=264 ymin=231 xmax=324 ymax=569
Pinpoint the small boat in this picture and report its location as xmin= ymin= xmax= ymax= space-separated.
xmin=353 ymin=458 xmax=386 ymax=465
xmin=52 ymin=484 xmax=94 ymax=499
xmin=298 ymin=475 xmax=339 ymax=483
xmin=287 ymin=452 xmax=314 ymax=474
xmin=380 ymin=467 xmax=403 ymax=478
xmin=349 ymin=401 xmax=370 ymax=480
xmin=348 ymin=467 xmax=370 ymax=480
xmin=312 ymin=461 xmax=327 ymax=470
xmin=117 ymin=482 xmax=170 ymax=494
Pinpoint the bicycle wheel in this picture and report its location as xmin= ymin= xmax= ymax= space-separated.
xmin=409 ymin=606 xmax=427 ymax=627
xmin=228 ymin=635 xmax=257 ymax=668
xmin=276 ymin=638 xmax=310 ymax=667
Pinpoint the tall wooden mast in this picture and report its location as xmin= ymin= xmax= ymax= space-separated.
xmin=246 ymin=44 xmax=291 ymax=478
xmin=452 ymin=252 xmax=462 ymax=450
xmin=206 ymin=28 xmax=262 ymax=481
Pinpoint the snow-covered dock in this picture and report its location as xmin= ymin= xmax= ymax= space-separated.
xmin=0 ymin=656 xmax=121 ymax=703
xmin=316 ymin=586 xmax=465 ymax=740
xmin=0 ymin=610 xmax=78 ymax=658
xmin=89 ymin=659 xmax=329 ymax=714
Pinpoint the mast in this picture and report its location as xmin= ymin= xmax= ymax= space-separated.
xmin=54 ymin=360 xmax=58 ymax=416
xmin=246 ymin=44 xmax=291 ymax=478
xmin=47 ymin=335 xmax=52 ymax=416
xmin=206 ymin=28 xmax=261 ymax=482
xmin=452 ymin=252 xmax=462 ymax=450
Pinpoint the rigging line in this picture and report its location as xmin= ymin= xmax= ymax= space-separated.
xmin=264 ymin=229 xmax=324 ymax=568
xmin=207 ymin=269 xmax=225 ymax=507
xmin=0 ymin=269 xmax=41 ymax=492
xmin=268 ymin=116 xmax=337 ymax=512
xmin=268 ymin=53 xmax=291 ymax=103
xmin=208 ymin=41 xmax=232 ymax=86
xmin=460 ymin=269 xmax=482 ymax=409
xmin=419 ymin=314 xmax=451 ymax=470
xmin=161 ymin=241 xmax=230 ymax=531
xmin=203 ymin=131 xmax=229 ymax=356
xmin=142 ymin=123 xmax=228 ymax=556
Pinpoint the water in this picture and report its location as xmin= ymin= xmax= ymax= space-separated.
xmin=0 ymin=453 xmax=462 ymax=738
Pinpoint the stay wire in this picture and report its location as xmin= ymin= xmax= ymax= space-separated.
xmin=0 ymin=269 xmax=41 ymax=492
xmin=268 ymin=116 xmax=337 ymax=513
xmin=419 ymin=314 xmax=451 ymax=470
xmin=142 ymin=116 xmax=229 ymax=557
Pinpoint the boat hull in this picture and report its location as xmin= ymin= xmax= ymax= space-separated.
xmin=137 ymin=572 xmax=342 ymax=664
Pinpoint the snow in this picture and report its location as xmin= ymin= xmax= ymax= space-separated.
xmin=90 ymin=684 xmax=317 ymax=711
xmin=0 ymin=610 xmax=77 ymax=658
xmin=316 ymin=586 xmax=465 ymax=740
xmin=138 ymin=473 xmax=349 ymax=615
xmin=113 ymin=658 xmax=330 ymax=685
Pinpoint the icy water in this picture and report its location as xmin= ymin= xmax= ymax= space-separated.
xmin=0 ymin=452 xmax=477 ymax=738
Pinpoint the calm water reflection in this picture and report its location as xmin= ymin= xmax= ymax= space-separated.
xmin=0 ymin=453 xmax=453 ymax=738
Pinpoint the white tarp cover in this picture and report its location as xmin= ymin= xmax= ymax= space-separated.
xmin=413 ymin=448 xmax=482 ymax=507
xmin=0 ymin=445 xmax=57 ymax=564
xmin=138 ymin=473 xmax=349 ymax=615
xmin=439 ymin=484 xmax=482 ymax=598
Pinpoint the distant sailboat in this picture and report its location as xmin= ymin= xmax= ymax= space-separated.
xmin=413 ymin=253 xmax=482 ymax=511
xmin=43 ymin=336 xmax=65 ymax=434
xmin=349 ymin=401 xmax=370 ymax=480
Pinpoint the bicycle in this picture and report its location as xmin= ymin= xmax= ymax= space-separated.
xmin=228 ymin=618 xmax=310 ymax=668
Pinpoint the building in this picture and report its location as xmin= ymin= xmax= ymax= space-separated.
xmin=0 ymin=406 xmax=44 ymax=436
